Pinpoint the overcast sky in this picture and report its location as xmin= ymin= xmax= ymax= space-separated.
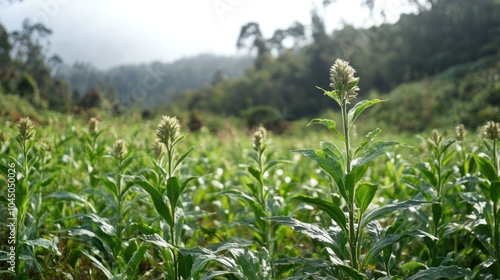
xmin=0 ymin=0 xmax=412 ymax=70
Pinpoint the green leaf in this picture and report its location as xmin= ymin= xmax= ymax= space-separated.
xmin=79 ymin=249 xmax=114 ymax=279
xmin=401 ymin=261 xmax=426 ymax=276
xmin=316 ymin=86 xmax=341 ymax=106
xmin=416 ymin=163 xmax=438 ymax=189
xmin=264 ymin=159 xmax=290 ymax=172
xmin=167 ymin=176 xmax=181 ymax=211
xmin=406 ymin=265 xmax=473 ymax=280
xmin=174 ymin=146 xmax=196 ymax=172
xmin=362 ymin=230 xmax=436 ymax=266
xmin=133 ymin=177 xmax=173 ymax=227
xmin=248 ymin=166 xmax=263 ymax=183
xmin=293 ymin=195 xmax=348 ymax=236
xmin=100 ymin=176 xmax=118 ymax=198
xmin=347 ymin=99 xmax=386 ymax=129
xmin=432 ymin=203 xmax=443 ymax=229
xmin=229 ymin=248 xmax=260 ymax=278
xmin=474 ymin=155 xmax=498 ymax=182
xmin=307 ymin=118 xmax=345 ymax=142
xmin=263 ymin=216 xmax=334 ymax=245
xmin=354 ymin=128 xmax=382 ymax=156
xmin=355 ymin=183 xmax=378 ymax=216
xmin=141 ymin=233 xmax=174 ymax=248
xmin=78 ymin=213 xmax=116 ymax=236
xmin=181 ymin=176 xmax=198 ymax=193
xmin=124 ymin=244 xmax=149 ymax=276
xmin=221 ymin=190 xmax=267 ymax=231
xmin=352 ymin=141 xmax=399 ymax=168
xmin=361 ymin=200 xmax=432 ymax=228
xmin=345 ymin=169 xmax=356 ymax=203
xmin=25 ymin=238 xmax=61 ymax=256
xmin=492 ymin=181 xmax=500 ymax=205
xmin=293 ymin=148 xmax=346 ymax=200
xmin=337 ymin=264 xmax=368 ymax=280
xmin=45 ymin=191 xmax=96 ymax=213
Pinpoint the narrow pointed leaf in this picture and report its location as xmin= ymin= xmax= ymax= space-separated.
xmin=133 ymin=177 xmax=173 ymax=227
xmin=248 ymin=166 xmax=263 ymax=183
xmin=492 ymin=182 xmax=500 ymax=205
xmin=293 ymin=195 xmax=348 ymax=235
xmin=293 ymin=148 xmax=346 ymax=200
xmin=174 ymin=146 xmax=196 ymax=171
xmin=347 ymin=99 xmax=386 ymax=128
xmin=416 ymin=163 xmax=438 ymax=188
xmin=354 ymin=128 xmax=382 ymax=156
xmin=45 ymin=191 xmax=96 ymax=213
xmin=263 ymin=216 xmax=334 ymax=244
xmin=362 ymin=229 xmax=436 ymax=266
xmin=141 ymin=233 xmax=174 ymax=248
xmin=79 ymin=249 xmax=114 ymax=279
xmin=167 ymin=176 xmax=181 ymax=211
xmin=361 ymin=200 xmax=433 ymax=228
xmin=317 ymin=86 xmax=341 ymax=106
xmin=406 ymin=265 xmax=473 ymax=280
xmin=474 ymin=155 xmax=498 ymax=182
xmin=181 ymin=176 xmax=198 ymax=193
xmin=308 ymin=118 xmax=345 ymax=142
xmin=355 ymin=183 xmax=378 ymax=215
xmin=338 ymin=264 xmax=367 ymax=280
xmin=352 ymin=141 xmax=399 ymax=168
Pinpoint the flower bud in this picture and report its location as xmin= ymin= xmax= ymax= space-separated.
xmin=252 ymin=125 xmax=267 ymax=152
xmin=113 ymin=139 xmax=127 ymax=159
xmin=89 ymin=117 xmax=99 ymax=136
xmin=455 ymin=124 xmax=466 ymax=141
xmin=483 ymin=121 xmax=500 ymax=141
xmin=156 ymin=116 xmax=181 ymax=148
xmin=431 ymin=129 xmax=442 ymax=145
xmin=17 ymin=117 xmax=36 ymax=144
xmin=329 ymin=59 xmax=359 ymax=104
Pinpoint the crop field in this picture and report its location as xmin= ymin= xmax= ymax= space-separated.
xmin=1 ymin=61 xmax=499 ymax=280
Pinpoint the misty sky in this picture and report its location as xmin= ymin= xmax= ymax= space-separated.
xmin=0 ymin=0 xmax=412 ymax=70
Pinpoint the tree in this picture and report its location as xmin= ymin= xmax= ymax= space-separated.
xmin=237 ymin=22 xmax=271 ymax=69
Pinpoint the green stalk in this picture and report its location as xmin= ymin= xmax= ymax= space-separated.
xmin=341 ymin=102 xmax=358 ymax=270
xmin=493 ymin=139 xmax=499 ymax=262
xmin=15 ymin=141 xmax=29 ymax=277
xmin=116 ymin=159 xmax=123 ymax=251
xmin=258 ymin=149 xmax=275 ymax=279
xmin=495 ymin=200 xmax=500 ymax=261
xmin=493 ymin=139 xmax=498 ymax=176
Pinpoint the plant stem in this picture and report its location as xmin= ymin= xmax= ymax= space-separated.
xmin=341 ymin=102 xmax=358 ymax=270
xmin=493 ymin=139 xmax=498 ymax=176
xmin=495 ymin=201 xmax=500 ymax=261
xmin=116 ymin=159 xmax=123 ymax=252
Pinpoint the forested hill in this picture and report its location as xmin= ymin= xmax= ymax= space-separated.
xmin=56 ymin=54 xmax=254 ymax=108
xmin=171 ymin=0 xmax=500 ymax=129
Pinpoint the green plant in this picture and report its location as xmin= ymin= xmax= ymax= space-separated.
xmin=221 ymin=125 xmax=291 ymax=278
xmin=471 ymin=121 xmax=500 ymax=277
xmin=133 ymin=115 xmax=198 ymax=280
xmin=265 ymin=59 xmax=461 ymax=278
xmin=0 ymin=118 xmax=60 ymax=278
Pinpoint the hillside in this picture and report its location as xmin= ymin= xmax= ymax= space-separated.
xmin=56 ymin=54 xmax=254 ymax=108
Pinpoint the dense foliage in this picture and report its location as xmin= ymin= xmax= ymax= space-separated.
xmin=1 ymin=58 xmax=500 ymax=279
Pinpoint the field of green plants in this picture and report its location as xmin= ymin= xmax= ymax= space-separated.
xmin=1 ymin=60 xmax=500 ymax=280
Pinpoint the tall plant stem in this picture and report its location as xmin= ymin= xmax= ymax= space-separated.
xmin=258 ymin=150 xmax=275 ymax=279
xmin=116 ymin=160 xmax=123 ymax=249
xmin=342 ymin=103 xmax=358 ymax=270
